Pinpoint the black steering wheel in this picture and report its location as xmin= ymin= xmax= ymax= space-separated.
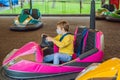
xmin=40 ymin=35 xmax=54 ymax=55
xmin=40 ymin=35 xmax=53 ymax=48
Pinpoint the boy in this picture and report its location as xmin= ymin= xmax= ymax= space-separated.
xmin=43 ymin=20 xmax=74 ymax=65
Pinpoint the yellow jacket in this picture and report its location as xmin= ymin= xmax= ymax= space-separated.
xmin=53 ymin=34 xmax=74 ymax=56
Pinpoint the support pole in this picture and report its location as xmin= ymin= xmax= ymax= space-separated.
xmin=80 ymin=0 xmax=82 ymax=14
xmin=21 ymin=0 xmax=23 ymax=8
xmin=9 ymin=0 xmax=13 ymax=9
xmin=101 ymin=0 xmax=106 ymax=7
xmin=30 ymin=0 xmax=32 ymax=15
xmin=90 ymin=0 xmax=95 ymax=29
xmin=118 ymin=0 xmax=120 ymax=9
xmin=30 ymin=0 xmax=32 ymax=10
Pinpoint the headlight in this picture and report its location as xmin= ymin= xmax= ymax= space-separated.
xmin=9 ymin=59 xmax=16 ymax=65
xmin=15 ymin=20 xmax=19 ymax=24
xmin=77 ymin=63 xmax=99 ymax=78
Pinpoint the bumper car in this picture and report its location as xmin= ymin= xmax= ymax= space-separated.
xmin=106 ymin=10 xmax=120 ymax=22
xmin=96 ymin=8 xmax=109 ymax=19
xmin=0 ymin=26 xmax=104 ymax=79
xmin=96 ymin=4 xmax=115 ymax=19
xmin=10 ymin=9 xmax=43 ymax=31
xmin=75 ymin=58 xmax=120 ymax=80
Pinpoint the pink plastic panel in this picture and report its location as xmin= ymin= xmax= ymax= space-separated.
xmin=72 ymin=27 xmax=78 ymax=59
xmin=53 ymin=44 xmax=59 ymax=53
xmin=74 ymin=27 xmax=78 ymax=44
xmin=3 ymin=42 xmax=43 ymax=65
xmin=96 ymin=31 xmax=103 ymax=50
xmin=8 ymin=60 xmax=84 ymax=73
xmin=76 ymin=50 xmax=104 ymax=63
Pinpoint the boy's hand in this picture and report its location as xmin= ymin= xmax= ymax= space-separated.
xmin=46 ymin=37 xmax=53 ymax=42
xmin=41 ymin=33 xmax=47 ymax=38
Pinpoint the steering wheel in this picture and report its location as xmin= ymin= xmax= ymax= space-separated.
xmin=40 ymin=35 xmax=53 ymax=48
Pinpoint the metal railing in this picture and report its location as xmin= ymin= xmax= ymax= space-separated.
xmin=0 ymin=0 xmax=109 ymax=15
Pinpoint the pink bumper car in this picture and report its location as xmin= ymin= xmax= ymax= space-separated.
xmin=0 ymin=27 xmax=104 ymax=79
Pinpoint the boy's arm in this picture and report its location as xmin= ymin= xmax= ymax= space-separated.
xmin=52 ymin=36 xmax=73 ymax=48
xmin=53 ymin=35 xmax=61 ymax=40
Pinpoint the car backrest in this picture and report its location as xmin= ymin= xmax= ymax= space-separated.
xmin=22 ymin=9 xmax=41 ymax=19
xmin=82 ymin=29 xmax=104 ymax=53
xmin=73 ymin=27 xmax=88 ymax=57
xmin=102 ymin=4 xmax=115 ymax=12
xmin=83 ymin=30 xmax=96 ymax=53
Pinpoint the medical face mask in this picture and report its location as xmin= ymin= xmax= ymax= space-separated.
xmin=56 ymin=29 xmax=62 ymax=34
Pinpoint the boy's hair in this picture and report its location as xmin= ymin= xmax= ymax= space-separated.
xmin=57 ymin=20 xmax=69 ymax=31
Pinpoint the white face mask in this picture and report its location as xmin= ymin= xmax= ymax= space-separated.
xmin=56 ymin=29 xmax=62 ymax=34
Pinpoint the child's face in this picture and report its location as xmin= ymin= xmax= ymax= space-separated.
xmin=57 ymin=25 xmax=62 ymax=30
xmin=57 ymin=25 xmax=64 ymax=31
xmin=56 ymin=25 xmax=64 ymax=34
